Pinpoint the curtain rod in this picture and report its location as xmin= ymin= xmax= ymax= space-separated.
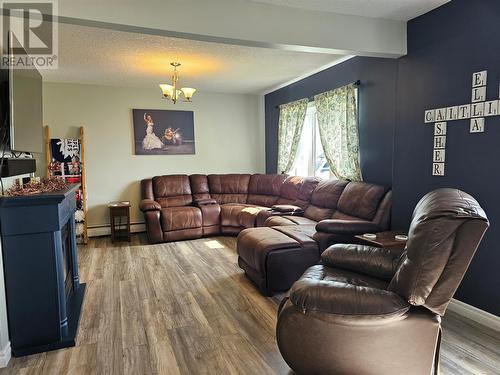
xmin=275 ymin=80 xmax=361 ymax=109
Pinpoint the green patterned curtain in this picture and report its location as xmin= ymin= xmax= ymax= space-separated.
xmin=314 ymin=85 xmax=362 ymax=181
xmin=277 ymin=98 xmax=308 ymax=174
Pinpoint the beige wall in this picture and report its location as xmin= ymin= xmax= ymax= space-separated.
xmin=43 ymin=82 xmax=265 ymax=227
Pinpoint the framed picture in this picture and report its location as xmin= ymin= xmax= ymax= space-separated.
xmin=132 ymin=109 xmax=195 ymax=155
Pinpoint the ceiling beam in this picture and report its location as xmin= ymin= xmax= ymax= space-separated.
xmin=56 ymin=0 xmax=407 ymax=58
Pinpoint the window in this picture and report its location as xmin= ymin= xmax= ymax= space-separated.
xmin=289 ymin=102 xmax=334 ymax=179
xmin=289 ymin=87 xmax=359 ymax=179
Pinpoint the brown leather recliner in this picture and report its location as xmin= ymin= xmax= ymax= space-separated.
xmin=140 ymin=175 xmax=202 ymax=243
xmin=276 ymin=188 xmax=489 ymax=375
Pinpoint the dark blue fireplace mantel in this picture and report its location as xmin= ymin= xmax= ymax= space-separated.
xmin=0 ymin=184 xmax=86 ymax=357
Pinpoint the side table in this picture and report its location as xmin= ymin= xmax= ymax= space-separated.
xmin=354 ymin=230 xmax=408 ymax=253
xmin=108 ymin=201 xmax=131 ymax=243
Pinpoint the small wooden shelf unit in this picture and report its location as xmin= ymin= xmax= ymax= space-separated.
xmin=44 ymin=126 xmax=88 ymax=244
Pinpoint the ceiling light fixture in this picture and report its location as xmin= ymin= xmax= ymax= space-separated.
xmin=159 ymin=62 xmax=196 ymax=104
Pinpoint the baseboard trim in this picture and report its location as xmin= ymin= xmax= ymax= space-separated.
xmin=0 ymin=341 xmax=11 ymax=368
xmin=87 ymin=223 xmax=146 ymax=237
xmin=448 ymin=298 xmax=500 ymax=332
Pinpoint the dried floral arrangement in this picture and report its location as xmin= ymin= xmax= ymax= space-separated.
xmin=5 ymin=177 xmax=68 ymax=196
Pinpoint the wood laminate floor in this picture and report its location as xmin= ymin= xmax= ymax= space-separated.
xmin=1 ymin=234 xmax=499 ymax=374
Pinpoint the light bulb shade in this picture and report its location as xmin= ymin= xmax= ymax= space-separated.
xmin=159 ymin=84 xmax=174 ymax=98
xmin=181 ymin=87 xmax=196 ymax=101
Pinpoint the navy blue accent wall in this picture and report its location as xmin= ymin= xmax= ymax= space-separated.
xmin=393 ymin=0 xmax=500 ymax=315
xmin=265 ymin=0 xmax=500 ymax=315
xmin=265 ymin=57 xmax=397 ymax=187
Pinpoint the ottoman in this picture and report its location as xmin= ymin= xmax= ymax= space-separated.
xmin=237 ymin=226 xmax=320 ymax=296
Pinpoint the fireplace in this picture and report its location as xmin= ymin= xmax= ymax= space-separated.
xmin=0 ymin=184 xmax=86 ymax=356
xmin=61 ymin=221 xmax=74 ymax=298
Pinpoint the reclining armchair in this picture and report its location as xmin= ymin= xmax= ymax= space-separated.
xmin=276 ymin=188 xmax=489 ymax=375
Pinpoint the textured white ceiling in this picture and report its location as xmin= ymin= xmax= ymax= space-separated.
xmin=246 ymin=0 xmax=450 ymax=21
xmin=42 ymin=23 xmax=345 ymax=94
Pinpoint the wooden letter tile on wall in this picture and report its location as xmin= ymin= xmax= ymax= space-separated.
xmin=471 ymin=102 xmax=485 ymax=118
xmin=484 ymin=100 xmax=499 ymax=116
xmin=472 ymin=70 xmax=487 ymax=87
xmin=435 ymin=108 xmax=447 ymax=122
xmin=445 ymin=106 xmax=458 ymax=120
xmin=434 ymin=122 xmax=447 ymax=135
xmin=432 ymin=163 xmax=445 ymax=176
xmin=433 ymin=149 xmax=446 ymax=162
xmin=434 ymin=135 xmax=447 ymax=149
xmin=470 ymin=118 xmax=485 ymax=133
xmin=472 ymin=86 xmax=486 ymax=102
xmin=425 ymin=109 xmax=435 ymax=123
xmin=458 ymin=104 xmax=471 ymax=119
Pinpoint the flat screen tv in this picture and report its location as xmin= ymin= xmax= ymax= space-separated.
xmin=0 ymin=32 xmax=43 ymax=154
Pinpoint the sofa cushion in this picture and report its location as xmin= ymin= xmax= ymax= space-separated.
xmin=265 ymin=215 xmax=317 ymax=227
xmin=238 ymin=206 xmax=271 ymax=228
xmin=277 ymin=176 xmax=320 ymax=208
xmin=247 ymin=174 xmax=285 ymax=206
xmin=337 ymin=182 xmax=389 ymax=221
xmin=189 ymin=174 xmax=211 ymax=200
xmin=237 ymin=226 xmax=321 ymax=295
xmin=321 ymin=244 xmax=400 ymax=281
xmin=153 ymin=175 xmax=193 ymax=207
xmin=304 ymin=179 xmax=348 ymax=221
xmin=160 ymin=206 xmax=202 ymax=231
xmin=219 ymin=203 xmax=270 ymax=229
xmin=164 ymin=228 xmax=202 ymax=242
xmin=275 ymin=224 xmax=317 ymax=246
xmin=237 ymin=227 xmax=300 ymax=274
xmin=265 ymin=216 xmax=296 ymax=226
xmin=208 ymin=174 xmax=251 ymax=204
xmin=220 ymin=204 xmax=250 ymax=227
xmin=290 ymin=265 xmax=409 ymax=317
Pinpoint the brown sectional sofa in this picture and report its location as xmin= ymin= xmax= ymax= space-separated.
xmin=140 ymin=173 xmax=392 ymax=294
xmin=140 ymin=173 xmax=391 ymax=242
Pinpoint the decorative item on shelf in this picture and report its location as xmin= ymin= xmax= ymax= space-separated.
xmin=45 ymin=126 xmax=88 ymax=244
xmin=159 ymin=62 xmax=196 ymax=104
xmin=5 ymin=177 xmax=68 ymax=196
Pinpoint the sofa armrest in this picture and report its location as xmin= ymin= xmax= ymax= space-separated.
xmin=316 ymin=219 xmax=380 ymax=235
xmin=193 ymin=198 xmax=218 ymax=206
xmin=321 ymin=244 xmax=400 ymax=280
xmin=271 ymin=204 xmax=304 ymax=215
xmin=139 ymin=199 xmax=161 ymax=212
